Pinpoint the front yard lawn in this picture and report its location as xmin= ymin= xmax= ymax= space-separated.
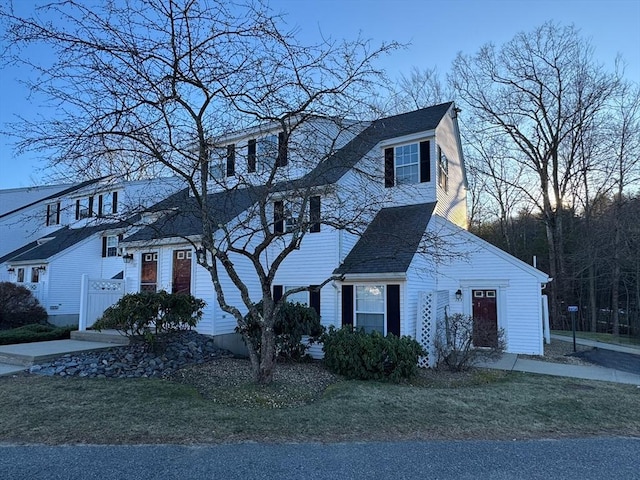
xmin=1 ymin=358 xmax=638 ymax=444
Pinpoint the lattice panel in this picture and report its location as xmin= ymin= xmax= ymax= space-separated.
xmin=89 ymin=280 xmax=124 ymax=292
xmin=417 ymin=291 xmax=434 ymax=368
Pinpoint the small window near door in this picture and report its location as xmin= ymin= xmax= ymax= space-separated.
xmin=31 ymin=267 xmax=40 ymax=283
xmin=474 ymin=291 xmax=484 ymax=298
xmin=16 ymin=268 xmax=25 ymax=283
xmin=141 ymin=252 xmax=158 ymax=293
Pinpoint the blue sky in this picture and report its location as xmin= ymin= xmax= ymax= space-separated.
xmin=0 ymin=0 xmax=638 ymax=189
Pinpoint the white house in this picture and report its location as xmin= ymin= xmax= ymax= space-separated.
xmin=117 ymin=102 xmax=551 ymax=357
xmin=0 ymin=177 xmax=185 ymax=325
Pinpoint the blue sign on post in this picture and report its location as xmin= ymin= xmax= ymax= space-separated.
xmin=568 ymin=306 xmax=578 ymax=351
xmin=568 ymin=306 xmax=578 ymax=312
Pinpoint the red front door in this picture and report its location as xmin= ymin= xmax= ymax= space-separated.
xmin=172 ymin=249 xmax=192 ymax=295
xmin=472 ymin=289 xmax=498 ymax=347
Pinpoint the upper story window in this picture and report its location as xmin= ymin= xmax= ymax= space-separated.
xmin=384 ymin=141 xmax=430 ymax=188
xmin=75 ymin=197 xmax=94 ymax=220
xmin=102 ymin=234 xmax=122 ymax=257
xmin=273 ymin=195 xmax=321 ymax=234
xmin=248 ymin=132 xmax=288 ymax=174
xmin=99 ymin=192 xmax=118 ymax=216
xmin=46 ymin=202 xmax=60 ymax=226
xmin=437 ymin=146 xmax=449 ymax=192
xmin=209 ymin=145 xmax=236 ymax=180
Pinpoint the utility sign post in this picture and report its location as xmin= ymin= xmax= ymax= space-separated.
xmin=568 ymin=306 xmax=579 ymax=352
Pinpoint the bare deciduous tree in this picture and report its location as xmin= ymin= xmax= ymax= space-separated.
xmin=1 ymin=0 xmax=400 ymax=383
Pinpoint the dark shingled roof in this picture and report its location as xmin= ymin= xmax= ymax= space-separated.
xmin=334 ymin=203 xmax=436 ymax=275
xmin=295 ymin=102 xmax=453 ymax=188
xmin=123 ymin=186 xmax=266 ymax=242
xmin=3 ymin=219 xmax=133 ymax=263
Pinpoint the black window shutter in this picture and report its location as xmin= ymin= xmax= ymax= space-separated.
xmin=384 ymin=147 xmax=394 ymax=188
xmin=98 ymin=194 xmax=103 ymax=216
xmin=46 ymin=204 xmax=51 ymax=226
xmin=118 ymin=233 xmax=123 ymax=243
xmin=88 ymin=196 xmax=94 ymax=217
xmin=310 ymin=285 xmax=321 ymax=316
xmin=248 ymin=139 xmax=257 ymax=173
xmin=310 ymin=195 xmax=320 ymax=233
xmin=341 ymin=285 xmax=353 ymax=327
xmin=75 ymin=199 xmax=80 ymax=220
xmin=55 ymin=202 xmax=60 ymax=224
xmin=101 ymin=236 xmax=107 ymax=258
xmin=226 ymin=144 xmax=235 ymax=176
xmin=277 ymin=132 xmax=288 ymax=167
xmin=386 ymin=284 xmax=400 ymax=336
xmin=273 ymin=285 xmax=283 ymax=303
xmin=112 ymin=192 xmax=118 ymax=213
xmin=420 ymin=141 xmax=430 ymax=183
xmin=274 ymin=200 xmax=284 ymax=234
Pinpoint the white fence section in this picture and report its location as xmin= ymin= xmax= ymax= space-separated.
xmin=22 ymin=281 xmax=46 ymax=307
xmin=416 ymin=290 xmax=450 ymax=368
xmin=78 ymin=274 xmax=125 ymax=331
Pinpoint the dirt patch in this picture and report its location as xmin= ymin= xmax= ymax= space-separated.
xmin=520 ymin=339 xmax=594 ymax=366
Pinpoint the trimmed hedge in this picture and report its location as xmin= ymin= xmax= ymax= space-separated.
xmin=0 ymin=324 xmax=75 ymax=345
xmin=93 ymin=291 xmax=205 ymax=339
xmin=322 ymin=326 xmax=424 ymax=381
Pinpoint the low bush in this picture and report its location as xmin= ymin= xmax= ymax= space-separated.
xmin=93 ymin=291 xmax=205 ymax=346
xmin=435 ymin=313 xmax=506 ymax=372
xmin=237 ymin=301 xmax=325 ymax=361
xmin=0 ymin=323 xmax=75 ymax=345
xmin=321 ymin=326 xmax=424 ymax=381
xmin=0 ymin=282 xmax=48 ymax=329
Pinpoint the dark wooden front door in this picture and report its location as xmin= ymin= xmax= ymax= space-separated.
xmin=472 ymin=289 xmax=498 ymax=347
xmin=140 ymin=252 xmax=158 ymax=292
xmin=172 ymin=249 xmax=192 ymax=295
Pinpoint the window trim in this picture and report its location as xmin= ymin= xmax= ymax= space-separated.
xmin=46 ymin=202 xmax=60 ymax=226
xmin=384 ymin=140 xmax=430 ymax=188
xmin=437 ymin=145 xmax=449 ymax=191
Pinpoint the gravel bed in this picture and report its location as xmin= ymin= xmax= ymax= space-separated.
xmin=28 ymin=331 xmax=233 ymax=379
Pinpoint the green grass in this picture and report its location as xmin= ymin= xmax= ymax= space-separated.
xmin=553 ymin=330 xmax=640 ymax=348
xmin=0 ymin=324 xmax=75 ymax=345
xmin=1 ymin=366 xmax=638 ymax=445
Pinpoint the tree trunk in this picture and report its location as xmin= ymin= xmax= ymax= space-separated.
xmin=588 ymin=264 xmax=598 ymax=332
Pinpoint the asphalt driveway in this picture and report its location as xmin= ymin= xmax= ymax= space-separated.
xmin=572 ymin=348 xmax=640 ymax=375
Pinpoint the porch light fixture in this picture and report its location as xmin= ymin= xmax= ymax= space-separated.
xmin=37 ymin=265 xmax=47 ymax=271
xmin=122 ymin=253 xmax=134 ymax=263
xmin=196 ymin=247 xmax=206 ymax=264
xmin=7 ymin=267 xmax=15 ymax=273
xmin=455 ymin=289 xmax=462 ymax=301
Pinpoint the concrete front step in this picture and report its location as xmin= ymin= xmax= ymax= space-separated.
xmin=71 ymin=329 xmax=130 ymax=345
xmin=0 ymin=339 xmax=118 ymax=367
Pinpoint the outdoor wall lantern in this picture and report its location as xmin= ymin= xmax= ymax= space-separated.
xmin=196 ymin=247 xmax=206 ymax=264
xmin=37 ymin=265 xmax=47 ymax=271
xmin=7 ymin=267 xmax=15 ymax=273
xmin=455 ymin=289 xmax=463 ymax=301
xmin=122 ymin=253 xmax=134 ymax=263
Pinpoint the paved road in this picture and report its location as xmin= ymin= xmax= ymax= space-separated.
xmin=573 ymin=348 xmax=640 ymax=375
xmin=1 ymin=438 xmax=639 ymax=480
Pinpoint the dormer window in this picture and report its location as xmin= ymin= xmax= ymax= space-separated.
xmin=209 ymin=144 xmax=235 ymax=180
xmin=46 ymin=202 xmax=60 ymax=226
xmin=384 ymin=141 xmax=430 ymax=188
xmin=273 ymin=196 xmax=321 ymax=234
xmin=249 ymin=132 xmax=287 ymax=174
xmin=257 ymin=134 xmax=278 ymax=172
xmin=75 ymin=197 xmax=94 ymax=220
xmin=98 ymin=192 xmax=118 ymax=217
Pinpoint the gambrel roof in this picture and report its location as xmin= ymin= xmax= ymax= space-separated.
xmin=334 ymin=203 xmax=436 ymax=275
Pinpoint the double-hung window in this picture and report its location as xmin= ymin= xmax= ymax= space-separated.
xmin=99 ymin=192 xmax=118 ymax=216
xmin=384 ymin=141 xmax=430 ymax=187
xmin=76 ymin=197 xmax=94 ymax=220
xmin=273 ymin=196 xmax=321 ymax=234
xmin=394 ymin=143 xmax=419 ymax=184
xmin=355 ymin=285 xmax=385 ymax=334
xmin=437 ymin=145 xmax=449 ymax=191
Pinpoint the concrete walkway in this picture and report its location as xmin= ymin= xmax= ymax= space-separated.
xmin=0 ymin=339 xmax=117 ymax=376
xmin=478 ymin=336 xmax=640 ymax=385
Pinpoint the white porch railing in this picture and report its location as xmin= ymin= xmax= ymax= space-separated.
xmin=78 ymin=274 xmax=125 ymax=331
